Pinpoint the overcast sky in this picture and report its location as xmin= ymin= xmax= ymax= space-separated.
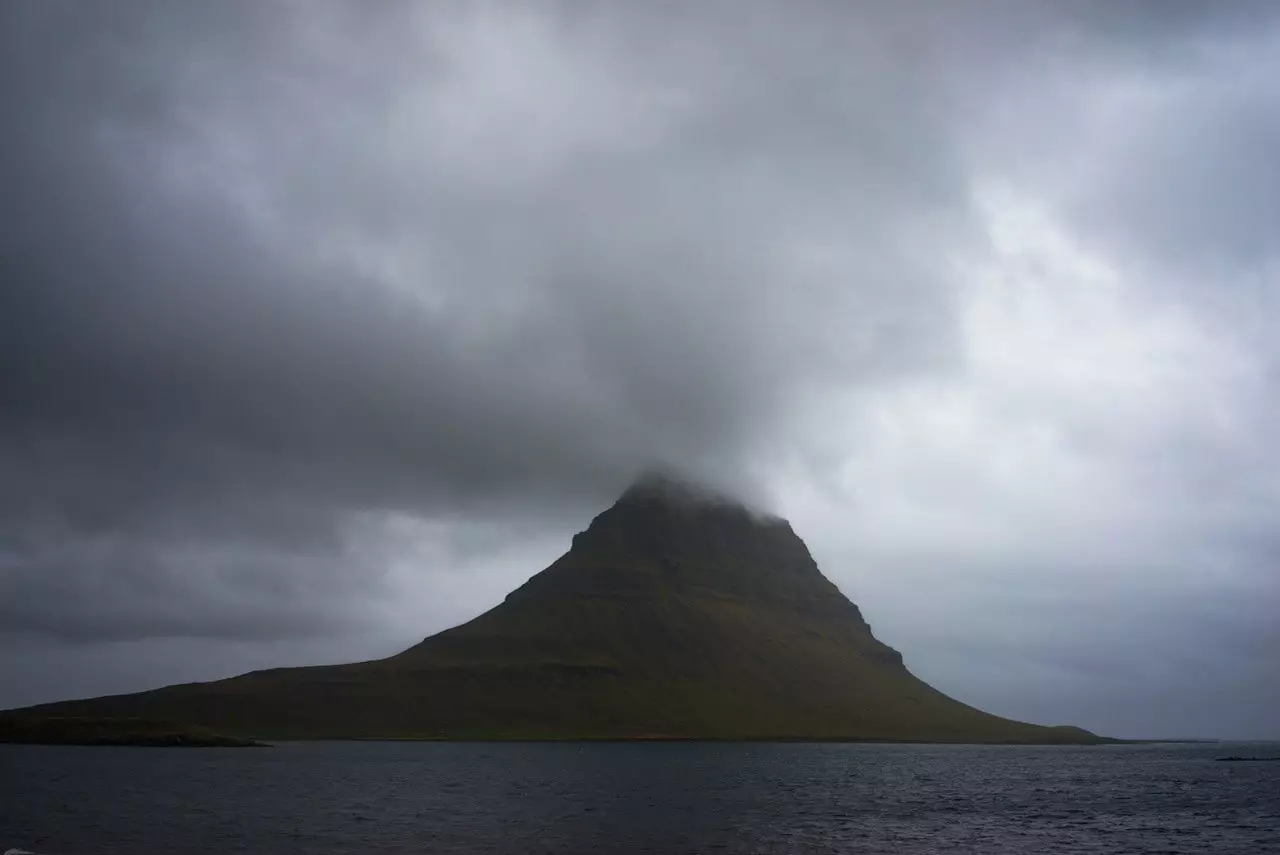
xmin=2 ymin=0 xmax=1277 ymax=739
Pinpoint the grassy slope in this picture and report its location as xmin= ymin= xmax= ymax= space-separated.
xmin=15 ymin=588 xmax=1099 ymax=742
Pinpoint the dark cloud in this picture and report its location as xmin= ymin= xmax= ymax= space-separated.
xmin=0 ymin=1 xmax=1277 ymax=738
xmin=0 ymin=0 xmax=969 ymax=636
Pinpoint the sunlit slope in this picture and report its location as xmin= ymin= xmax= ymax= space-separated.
xmin=10 ymin=477 xmax=1103 ymax=743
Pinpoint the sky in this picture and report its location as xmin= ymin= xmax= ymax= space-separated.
xmin=1 ymin=0 xmax=1277 ymax=740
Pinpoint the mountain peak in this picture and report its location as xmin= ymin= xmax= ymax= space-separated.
xmin=503 ymin=471 xmax=851 ymax=624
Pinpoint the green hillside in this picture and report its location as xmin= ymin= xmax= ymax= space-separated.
xmin=6 ymin=476 xmax=1105 ymax=743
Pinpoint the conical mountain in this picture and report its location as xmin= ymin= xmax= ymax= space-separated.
xmin=3 ymin=475 xmax=1101 ymax=742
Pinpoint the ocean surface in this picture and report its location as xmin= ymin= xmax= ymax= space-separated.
xmin=3 ymin=740 xmax=1278 ymax=854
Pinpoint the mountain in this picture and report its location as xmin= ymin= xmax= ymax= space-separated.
xmin=4 ymin=474 xmax=1104 ymax=742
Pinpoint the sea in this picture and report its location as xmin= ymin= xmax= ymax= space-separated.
xmin=2 ymin=741 xmax=1277 ymax=854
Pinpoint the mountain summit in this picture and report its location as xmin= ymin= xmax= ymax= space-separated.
xmin=4 ymin=476 xmax=1102 ymax=742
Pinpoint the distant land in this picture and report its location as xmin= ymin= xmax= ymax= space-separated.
xmin=0 ymin=715 xmax=264 ymax=747
xmin=3 ymin=474 xmax=1111 ymax=744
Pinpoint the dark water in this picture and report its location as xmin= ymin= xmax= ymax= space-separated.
xmin=3 ymin=741 xmax=1278 ymax=854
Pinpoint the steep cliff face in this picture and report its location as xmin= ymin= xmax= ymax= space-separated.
xmin=510 ymin=474 xmax=876 ymax=620
xmin=7 ymin=475 xmax=1103 ymax=742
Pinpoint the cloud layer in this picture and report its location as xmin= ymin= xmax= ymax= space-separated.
xmin=1 ymin=1 xmax=1277 ymax=738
